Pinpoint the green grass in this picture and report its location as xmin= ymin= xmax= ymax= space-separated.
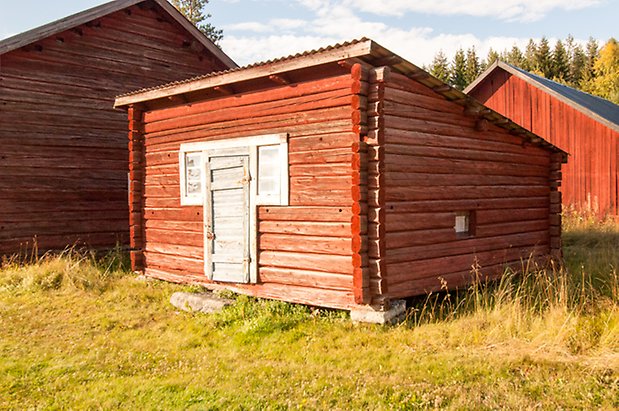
xmin=1 ymin=222 xmax=619 ymax=410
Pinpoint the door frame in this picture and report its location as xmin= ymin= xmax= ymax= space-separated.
xmin=180 ymin=133 xmax=288 ymax=284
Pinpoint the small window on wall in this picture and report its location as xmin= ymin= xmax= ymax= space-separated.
xmin=257 ymin=144 xmax=287 ymax=205
xmin=455 ymin=211 xmax=475 ymax=237
xmin=180 ymin=151 xmax=203 ymax=206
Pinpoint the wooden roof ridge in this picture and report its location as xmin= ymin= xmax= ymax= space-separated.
xmin=113 ymin=37 xmax=567 ymax=160
xmin=465 ymin=60 xmax=619 ymax=134
xmin=0 ymin=0 xmax=237 ymax=69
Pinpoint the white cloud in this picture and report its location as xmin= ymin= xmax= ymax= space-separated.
xmin=343 ymin=0 xmax=602 ymax=22
xmin=224 ymin=22 xmax=273 ymax=33
xmin=271 ymin=18 xmax=308 ymax=30
xmin=221 ymin=0 xmax=594 ymax=67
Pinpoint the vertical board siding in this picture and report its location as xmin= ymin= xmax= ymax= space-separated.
xmin=473 ymin=73 xmax=619 ymax=215
xmin=140 ymin=73 xmax=358 ymax=309
xmin=0 ymin=3 xmax=224 ymax=254
xmin=382 ymin=72 xmax=553 ymax=298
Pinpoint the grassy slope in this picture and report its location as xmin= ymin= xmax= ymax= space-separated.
xmin=1 ymin=225 xmax=619 ymax=410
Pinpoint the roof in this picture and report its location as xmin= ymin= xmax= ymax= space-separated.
xmin=465 ymin=60 xmax=619 ymax=133
xmin=114 ymin=37 xmax=567 ymax=160
xmin=0 ymin=0 xmax=237 ymax=69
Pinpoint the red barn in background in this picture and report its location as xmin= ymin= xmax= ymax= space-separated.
xmin=0 ymin=0 xmax=236 ymax=255
xmin=466 ymin=61 xmax=619 ymax=216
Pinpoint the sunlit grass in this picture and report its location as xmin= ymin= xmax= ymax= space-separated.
xmin=1 ymin=217 xmax=618 ymax=409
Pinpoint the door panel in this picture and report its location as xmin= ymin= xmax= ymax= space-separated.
xmin=204 ymin=152 xmax=250 ymax=283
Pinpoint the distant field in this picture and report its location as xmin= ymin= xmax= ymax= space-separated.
xmin=1 ymin=218 xmax=618 ymax=409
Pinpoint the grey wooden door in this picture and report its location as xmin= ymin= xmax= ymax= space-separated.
xmin=204 ymin=151 xmax=250 ymax=283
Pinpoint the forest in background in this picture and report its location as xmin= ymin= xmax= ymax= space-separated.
xmin=427 ymin=36 xmax=619 ymax=104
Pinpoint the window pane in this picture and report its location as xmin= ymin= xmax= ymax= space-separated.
xmin=258 ymin=145 xmax=280 ymax=196
xmin=186 ymin=153 xmax=200 ymax=168
xmin=187 ymin=168 xmax=201 ymax=180
xmin=187 ymin=181 xmax=201 ymax=194
xmin=185 ymin=152 xmax=202 ymax=197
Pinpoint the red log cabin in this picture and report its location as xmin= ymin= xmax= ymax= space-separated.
xmin=466 ymin=61 xmax=619 ymax=215
xmin=0 ymin=0 xmax=236 ymax=255
xmin=115 ymin=39 xmax=566 ymax=320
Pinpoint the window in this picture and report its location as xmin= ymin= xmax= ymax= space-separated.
xmin=179 ymin=151 xmax=203 ymax=206
xmin=179 ymin=134 xmax=288 ymax=207
xmin=257 ymin=144 xmax=287 ymax=205
xmin=455 ymin=211 xmax=475 ymax=237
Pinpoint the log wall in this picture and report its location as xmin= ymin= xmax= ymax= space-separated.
xmin=470 ymin=71 xmax=619 ymax=215
xmin=0 ymin=2 xmax=226 ymax=254
xmin=136 ymin=70 xmax=362 ymax=309
xmin=378 ymin=70 xmax=556 ymax=298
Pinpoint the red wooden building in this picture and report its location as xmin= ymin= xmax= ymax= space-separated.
xmin=115 ymin=39 xmax=565 ymax=320
xmin=0 ymin=0 xmax=236 ymax=255
xmin=466 ymin=61 xmax=619 ymax=215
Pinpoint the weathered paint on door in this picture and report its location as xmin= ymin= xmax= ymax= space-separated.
xmin=204 ymin=150 xmax=251 ymax=283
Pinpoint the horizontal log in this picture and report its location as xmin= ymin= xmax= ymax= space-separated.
xmin=258 ymin=206 xmax=353 ymax=222
xmin=259 ymin=221 xmax=351 ymax=237
xmin=259 ymin=251 xmax=353 ymax=275
xmin=384 ymin=197 xmax=550 ymax=213
xmin=383 ymin=143 xmax=549 ymax=167
xmin=259 ymin=267 xmax=352 ymax=291
xmin=145 ymin=229 xmax=203 ymax=247
xmin=144 ymin=75 xmax=353 ymax=122
xmin=145 ymin=242 xmax=203 ymax=259
xmin=145 ymin=90 xmax=353 ymax=134
xmin=385 ymin=185 xmax=550 ymax=202
xmin=387 ymin=244 xmax=548 ymax=285
xmin=384 ymin=230 xmax=550 ymax=263
xmin=144 ymin=267 xmax=355 ymax=310
xmin=260 ymin=233 xmax=353 ymax=255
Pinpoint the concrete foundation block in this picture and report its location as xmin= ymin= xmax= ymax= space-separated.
xmin=350 ymin=299 xmax=406 ymax=324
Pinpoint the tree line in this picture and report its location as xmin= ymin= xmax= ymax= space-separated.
xmin=427 ymin=36 xmax=619 ymax=104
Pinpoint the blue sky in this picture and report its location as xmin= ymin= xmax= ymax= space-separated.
xmin=1 ymin=0 xmax=617 ymax=66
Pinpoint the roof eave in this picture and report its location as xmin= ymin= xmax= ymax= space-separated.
xmin=114 ymin=38 xmax=374 ymax=108
xmin=0 ymin=0 xmax=237 ymax=70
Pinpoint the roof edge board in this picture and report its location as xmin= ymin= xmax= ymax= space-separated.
xmin=152 ymin=0 xmax=237 ymax=69
xmin=0 ymin=0 xmax=142 ymax=54
xmin=114 ymin=38 xmax=374 ymax=107
xmin=0 ymin=0 xmax=237 ymax=70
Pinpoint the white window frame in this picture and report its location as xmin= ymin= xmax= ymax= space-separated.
xmin=178 ymin=133 xmax=289 ymax=207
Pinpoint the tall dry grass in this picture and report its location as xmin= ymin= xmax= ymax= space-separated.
xmin=404 ymin=213 xmax=619 ymax=358
xmin=0 ymin=245 xmax=129 ymax=293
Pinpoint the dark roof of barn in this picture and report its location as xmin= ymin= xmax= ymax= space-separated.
xmin=0 ymin=0 xmax=237 ymax=69
xmin=465 ymin=60 xmax=619 ymax=133
xmin=114 ymin=37 xmax=567 ymax=159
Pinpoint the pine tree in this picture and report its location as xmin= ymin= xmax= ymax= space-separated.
xmin=535 ymin=37 xmax=553 ymax=77
xmin=523 ymin=39 xmax=537 ymax=71
xmin=429 ymin=50 xmax=451 ymax=83
xmin=486 ymin=48 xmax=500 ymax=67
xmin=505 ymin=45 xmax=525 ymax=67
xmin=451 ymin=48 xmax=467 ymax=90
xmin=569 ymin=44 xmax=587 ymax=87
xmin=581 ymin=37 xmax=600 ymax=84
xmin=552 ymin=40 xmax=570 ymax=83
xmin=464 ymin=47 xmax=481 ymax=86
xmin=170 ymin=0 xmax=223 ymax=45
